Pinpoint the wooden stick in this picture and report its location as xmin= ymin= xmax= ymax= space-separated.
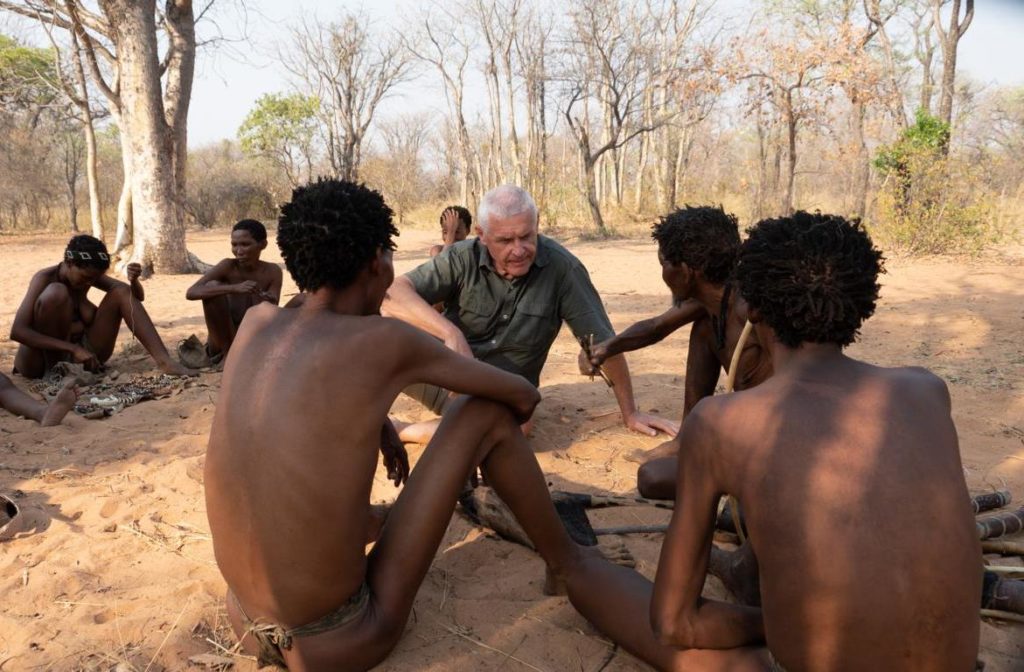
xmin=977 ymin=506 xmax=1024 ymax=540
xmin=578 ymin=335 xmax=614 ymax=387
xmin=594 ymin=524 xmax=669 ymax=536
xmin=982 ymin=540 xmax=1024 ymax=556
xmin=980 ymin=609 xmax=1024 ymax=624
xmin=722 ymin=320 xmax=754 ymax=545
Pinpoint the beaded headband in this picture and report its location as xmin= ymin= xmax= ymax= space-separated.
xmin=65 ymin=250 xmax=109 ymax=262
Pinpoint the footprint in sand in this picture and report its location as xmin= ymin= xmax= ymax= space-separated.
xmin=99 ymin=498 xmax=118 ymax=519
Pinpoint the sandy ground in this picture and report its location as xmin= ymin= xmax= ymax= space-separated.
xmin=0 ymin=227 xmax=1022 ymax=672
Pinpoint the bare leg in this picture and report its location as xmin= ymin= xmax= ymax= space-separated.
xmin=85 ymin=284 xmax=196 ymax=376
xmin=281 ymin=397 xmax=765 ymax=671
xmin=396 ymin=417 xmax=531 ymax=445
xmin=633 ymin=318 xmax=721 ymax=498
xmin=200 ymin=284 xmax=238 ymax=356
xmin=0 ymin=376 xmax=77 ymax=426
xmin=13 ymin=283 xmax=74 ymax=378
xmin=708 ymin=543 xmax=762 ymax=608
xmin=638 ymin=456 xmax=679 ymax=500
xmin=565 ymin=555 xmax=768 ymax=672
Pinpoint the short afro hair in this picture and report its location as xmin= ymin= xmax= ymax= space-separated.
xmin=277 ymin=179 xmax=398 ymax=292
xmin=440 ymin=206 xmax=472 ymax=230
xmin=651 ymin=206 xmax=740 ymax=285
xmin=736 ymin=211 xmax=884 ymax=348
xmin=64 ymin=234 xmax=110 ymax=271
xmin=233 ymin=218 xmax=267 ymax=242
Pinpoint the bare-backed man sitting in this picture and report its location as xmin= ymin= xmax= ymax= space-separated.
xmin=384 ymin=185 xmax=677 ymax=444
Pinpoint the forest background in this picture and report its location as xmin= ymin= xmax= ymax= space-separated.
xmin=0 ymin=0 xmax=1020 ymax=271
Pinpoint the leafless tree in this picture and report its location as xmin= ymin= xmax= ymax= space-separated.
xmin=406 ymin=3 xmax=478 ymax=206
xmin=284 ymin=11 xmax=413 ymax=182
xmin=933 ymin=0 xmax=973 ymax=143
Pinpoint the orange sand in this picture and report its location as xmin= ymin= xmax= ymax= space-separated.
xmin=0 ymin=228 xmax=1021 ymax=670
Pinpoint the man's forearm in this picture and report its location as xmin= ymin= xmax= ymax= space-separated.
xmin=602 ymin=353 xmax=638 ymax=418
xmin=382 ymin=276 xmax=459 ymax=342
xmin=598 ymin=317 xmax=664 ymax=358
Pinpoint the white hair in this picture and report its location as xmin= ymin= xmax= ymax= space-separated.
xmin=477 ymin=185 xmax=538 ymax=232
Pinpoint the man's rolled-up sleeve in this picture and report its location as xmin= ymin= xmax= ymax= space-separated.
xmin=404 ymin=247 xmax=462 ymax=305
xmin=559 ymin=262 xmax=615 ymax=343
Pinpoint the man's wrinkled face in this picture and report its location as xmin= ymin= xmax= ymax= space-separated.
xmin=659 ymin=248 xmax=693 ymax=306
xmin=478 ymin=211 xmax=538 ymax=279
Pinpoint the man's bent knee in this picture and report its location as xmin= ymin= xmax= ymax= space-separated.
xmin=37 ymin=282 xmax=72 ymax=308
xmin=637 ymin=458 xmax=676 ymax=500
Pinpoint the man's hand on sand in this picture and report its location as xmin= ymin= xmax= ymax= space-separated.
xmin=380 ymin=420 xmax=410 ymax=487
xmin=625 ymin=410 xmax=679 ymax=438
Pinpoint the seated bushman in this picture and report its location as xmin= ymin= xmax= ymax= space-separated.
xmin=0 ymin=373 xmax=77 ymax=426
xmin=429 ymin=205 xmax=472 ymax=257
xmin=583 ymin=206 xmax=773 ymax=499
xmin=11 ymin=235 xmax=194 ymax=378
xmin=204 ymin=178 xmax=767 ymax=671
xmin=183 ymin=219 xmax=283 ymax=362
xmin=385 ymin=185 xmax=678 ymax=444
xmin=649 ymin=211 xmax=980 ymax=670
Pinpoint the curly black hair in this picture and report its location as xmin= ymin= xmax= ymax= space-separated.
xmin=277 ymin=178 xmax=398 ymax=292
xmin=651 ymin=206 xmax=740 ymax=284
xmin=233 ymin=218 xmax=267 ymax=242
xmin=64 ymin=234 xmax=110 ymax=271
xmin=736 ymin=211 xmax=884 ymax=348
xmin=440 ymin=205 xmax=472 ymax=231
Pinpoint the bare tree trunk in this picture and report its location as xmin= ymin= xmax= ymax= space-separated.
xmin=781 ymin=91 xmax=797 ymax=215
xmin=112 ymin=112 xmax=134 ymax=254
xmin=934 ymin=0 xmax=974 ymax=149
xmin=850 ymin=97 xmax=869 ymax=219
xmin=67 ymin=29 xmax=105 ymax=240
xmin=163 ymin=0 xmax=196 ymax=229
xmin=101 ymin=0 xmax=189 ymax=273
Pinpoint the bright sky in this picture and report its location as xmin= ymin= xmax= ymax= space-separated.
xmin=140 ymin=0 xmax=1024 ymax=145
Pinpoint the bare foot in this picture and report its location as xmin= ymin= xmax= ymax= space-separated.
xmin=708 ymin=543 xmax=761 ymax=606
xmin=625 ymin=438 xmax=677 ymax=464
xmin=159 ymin=359 xmax=199 ymax=377
xmin=40 ymin=380 xmax=78 ymax=427
xmin=397 ymin=418 xmax=440 ymax=444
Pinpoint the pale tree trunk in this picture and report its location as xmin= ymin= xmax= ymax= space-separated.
xmin=67 ymin=29 xmax=105 ymax=240
xmin=850 ymin=97 xmax=870 ymax=219
xmin=163 ymin=0 xmax=196 ymax=230
xmin=934 ymin=0 xmax=973 ymax=149
xmin=781 ymin=90 xmax=797 ymax=215
xmin=101 ymin=0 xmax=190 ymax=274
xmin=113 ymin=124 xmax=134 ymax=253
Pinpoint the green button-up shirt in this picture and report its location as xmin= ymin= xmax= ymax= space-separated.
xmin=405 ymin=235 xmax=615 ymax=386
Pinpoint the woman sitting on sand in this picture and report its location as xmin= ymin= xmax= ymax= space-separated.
xmin=10 ymin=235 xmax=194 ymax=378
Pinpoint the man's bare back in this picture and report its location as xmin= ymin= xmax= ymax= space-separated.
xmin=694 ymin=357 xmax=979 ymax=670
xmin=206 ymin=304 xmax=400 ymax=627
xmin=652 ymin=212 xmax=980 ymax=671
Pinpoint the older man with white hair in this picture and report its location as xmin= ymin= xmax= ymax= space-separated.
xmin=384 ymin=184 xmax=678 ymax=442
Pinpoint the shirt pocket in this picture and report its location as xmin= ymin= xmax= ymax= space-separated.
xmin=456 ymin=289 xmax=498 ymax=338
xmin=513 ymin=299 xmax=558 ymax=351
